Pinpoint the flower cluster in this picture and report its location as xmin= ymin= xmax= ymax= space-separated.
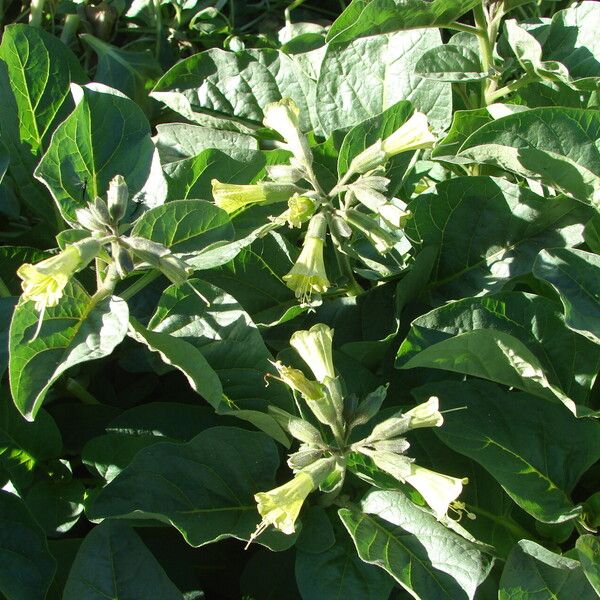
xmin=210 ymin=99 xmax=437 ymax=307
xmin=249 ymin=323 xmax=468 ymax=544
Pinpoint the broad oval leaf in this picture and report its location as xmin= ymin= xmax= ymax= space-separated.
xmin=416 ymin=44 xmax=486 ymax=82
xmin=414 ymin=380 xmax=600 ymax=522
xmin=327 ymin=0 xmax=481 ymax=44
xmin=499 ymin=540 xmax=596 ymax=599
xmin=340 ymin=489 xmax=495 ymax=599
xmin=130 ymin=200 xmax=234 ymax=255
xmin=406 ymin=176 xmax=591 ymax=302
xmin=0 ymin=489 xmax=56 ymax=600
xmin=63 ymin=520 xmax=182 ymax=599
xmin=576 ymin=535 xmax=600 ymax=594
xmin=456 ymin=108 xmax=600 ymax=205
xmin=533 ymin=248 xmax=600 ymax=345
xmin=316 ymin=29 xmax=452 ymax=134
xmin=9 ymin=280 xmax=129 ymax=420
xmin=88 ymin=426 xmax=291 ymax=549
xmin=151 ymin=48 xmax=316 ymax=131
xmin=35 ymin=83 xmax=165 ymax=223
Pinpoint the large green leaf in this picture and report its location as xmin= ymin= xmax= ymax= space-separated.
xmin=327 ymin=0 xmax=481 ymax=44
xmin=543 ymin=1 xmax=600 ymax=79
xmin=499 ymin=540 xmax=596 ymax=599
xmin=35 ymin=84 xmax=165 ymax=223
xmin=576 ymin=535 xmax=600 ymax=594
xmin=397 ymin=292 xmax=600 ymax=407
xmin=0 ymin=490 xmax=56 ymax=600
xmin=295 ymin=534 xmax=394 ymax=600
xmin=533 ymin=248 xmax=600 ymax=345
xmin=414 ymin=380 xmax=600 ymax=522
xmin=339 ymin=490 xmax=495 ymax=599
xmin=155 ymin=122 xmax=258 ymax=165
xmin=148 ymin=279 xmax=293 ymax=415
xmin=128 ymin=317 xmax=224 ymax=410
xmin=456 ymin=108 xmax=600 ymax=205
xmin=151 ymin=48 xmax=316 ymax=131
xmin=415 ymin=44 xmax=486 ymax=82
xmin=130 ymin=200 xmax=234 ymax=255
xmin=0 ymin=25 xmax=85 ymax=225
xmin=406 ymin=176 xmax=591 ymax=302
xmin=9 ymin=280 xmax=129 ymax=420
xmin=316 ymin=29 xmax=452 ymax=134
xmin=63 ymin=520 xmax=182 ymax=599
xmin=0 ymin=389 xmax=62 ymax=489
xmin=88 ymin=427 xmax=291 ymax=549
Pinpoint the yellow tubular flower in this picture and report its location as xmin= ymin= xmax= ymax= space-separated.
xmin=211 ymin=180 xmax=299 ymax=214
xmin=289 ymin=323 xmax=335 ymax=383
xmin=271 ymin=361 xmax=324 ymax=401
xmin=249 ymin=456 xmax=336 ymax=544
xmin=380 ymin=112 xmax=436 ymax=157
xmin=17 ymin=241 xmax=98 ymax=312
xmin=404 ymin=464 xmax=468 ymax=519
xmin=263 ymin=99 xmax=313 ymax=169
xmin=283 ymin=213 xmax=330 ymax=305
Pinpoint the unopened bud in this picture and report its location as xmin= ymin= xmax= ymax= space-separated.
xmin=75 ymin=207 xmax=105 ymax=232
xmin=343 ymin=208 xmax=397 ymax=254
xmin=378 ymin=202 xmax=410 ymax=229
xmin=113 ymin=244 xmax=134 ymax=278
xmin=266 ymin=164 xmax=306 ymax=183
xmin=287 ymin=448 xmax=325 ymax=470
xmin=90 ymin=197 xmax=111 ymax=227
xmin=350 ymin=385 xmax=388 ymax=428
xmin=346 ymin=141 xmax=386 ymax=177
xmin=107 ymin=175 xmax=128 ymax=223
xmin=287 ymin=418 xmax=325 ymax=446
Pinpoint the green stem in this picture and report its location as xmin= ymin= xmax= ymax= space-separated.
xmin=335 ymin=249 xmax=363 ymax=297
xmin=0 ymin=276 xmax=11 ymax=298
xmin=473 ymin=2 xmax=496 ymax=106
xmin=89 ymin=264 xmax=119 ymax=308
xmin=29 ymin=0 xmax=45 ymax=25
xmin=443 ymin=22 xmax=481 ymax=35
xmin=153 ymin=0 xmax=163 ymax=60
xmin=486 ymin=73 xmax=536 ymax=103
xmin=65 ymin=377 xmax=101 ymax=405
xmin=119 ymin=270 xmax=160 ymax=301
xmin=60 ymin=13 xmax=80 ymax=45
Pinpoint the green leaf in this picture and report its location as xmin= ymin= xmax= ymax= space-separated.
xmin=339 ymin=490 xmax=495 ymax=599
xmin=316 ymin=30 xmax=452 ymax=134
xmin=0 ymin=388 xmax=62 ymax=489
xmin=88 ymin=427 xmax=291 ymax=549
xmin=127 ymin=317 xmax=224 ymax=410
xmin=155 ymin=122 xmax=258 ymax=165
xmin=63 ymin=520 xmax=183 ymax=599
xmin=533 ymin=248 xmax=600 ymax=345
xmin=576 ymin=535 xmax=600 ymax=594
xmin=543 ymin=1 xmax=600 ymax=79
xmin=397 ymin=292 xmax=600 ymax=407
xmin=415 ymin=44 xmax=486 ymax=82
xmin=456 ymin=108 xmax=600 ymax=204
xmin=81 ymin=33 xmax=162 ymax=109
xmin=414 ymin=380 xmax=600 ymax=522
xmin=130 ymin=200 xmax=234 ymax=255
xmin=151 ymin=48 xmax=316 ymax=131
xmin=406 ymin=176 xmax=591 ymax=301
xmin=327 ymin=0 xmax=481 ymax=44
xmin=148 ymin=279 xmax=293 ymax=415
xmin=24 ymin=479 xmax=85 ymax=535
xmin=0 ymin=490 xmax=56 ymax=600
xmin=499 ymin=540 xmax=596 ymax=599
xmin=295 ymin=534 xmax=394 ymax=600
xmin=400 ymin=328 xmax=583 ymax=415
xmin=9 ymin=280 xmax=129 ymax=420
xmin=431 ymin=107 xmax=492 ymax=159
xmin=35 ymin=84 xmax=165 ymax=224
xmin=0 ymin=25 xmax=84 ymax=225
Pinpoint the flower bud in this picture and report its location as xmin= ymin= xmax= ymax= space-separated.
xmin=346 ymin=141 xmax=386 ymax=177
xmin=287 ymin=418 xmax=324 ymax=446
xmin=211 ymin=180 xmax=300 ymax=214
xmin=290 ymin=323 xmax=335 ymax=383
xmin=75 ymin=207 xmax=105 ymax=232
xmin=284 ymin=195 xmax=316 ymax=228
xmin=381 ymin=112 xmax=436 ymax=157
xmin=350 ymin=385 xmax=388 ymax=428
xmin=287 ymin=447 xmax=325 ymax=470
xmin=350 ymin=183 xmax=387 ymax=211
xmin=263 ymin=98 xmax=313 ymax=169
xmin=107 ymin=175 xmax=128 ymax=223
xmin=266 ymin=164 xmax=306 ymax=183
xmin=113 ymin=244 xmax=134 ymax=278
xmin=90 ymin=197 xmax=112 ymax=228
xmin=342 ymin=208 xmax=398 ymax=254
xmin=363 ymin=397 xmax=443 ymax=443
xmin=283 ymin=213 xmax=330 ymax=305
xmin=126 ymin=237 xmax=191 ymax=284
